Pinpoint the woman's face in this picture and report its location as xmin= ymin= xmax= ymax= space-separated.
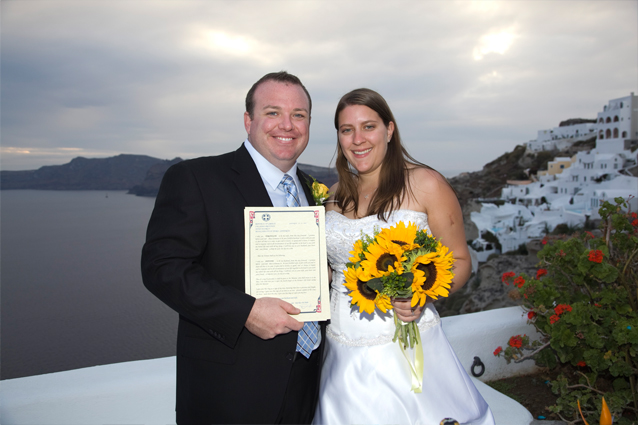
xmin=337 ymin=104 xmax=394 ymax=176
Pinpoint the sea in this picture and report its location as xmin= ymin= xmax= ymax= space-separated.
xmin=1 ymin=190 xmax=178 ymax=380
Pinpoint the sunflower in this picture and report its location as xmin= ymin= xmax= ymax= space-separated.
xmin=343 ymin=266 xmax=377 ymax=314
xmin=378 ymin=221 xmax=420 ymax=252
xmin=348 ymin=239 xmax=365 ymax=263
xmin=410 ymin=250 xmax=455 ymax=306
xmin=375 ymin=293 xmax=393 ymax=313
xmin=360 ymin=237 xmax=406 ymax=279
xmin=433 ymin=242 xmax=454 ymax=269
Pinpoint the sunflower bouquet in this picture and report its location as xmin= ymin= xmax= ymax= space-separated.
xmin=344 ymin=220 xmax=455 ymax=350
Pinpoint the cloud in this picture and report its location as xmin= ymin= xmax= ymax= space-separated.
xmin=473 ymin=28 xmax=518 ymax=60
xmin=1 ymin=1 xmax=636 ymax=176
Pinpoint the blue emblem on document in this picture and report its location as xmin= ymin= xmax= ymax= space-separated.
xmin=261 ymin=213 xmax=271 ymax=221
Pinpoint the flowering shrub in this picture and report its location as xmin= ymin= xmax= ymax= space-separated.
xmin=495 ymin=198 xmax=638 ymax=424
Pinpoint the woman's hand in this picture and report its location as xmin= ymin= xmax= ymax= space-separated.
xmin=391 ymin=298 xmax=423 ymax=322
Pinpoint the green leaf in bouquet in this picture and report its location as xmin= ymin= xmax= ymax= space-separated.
xmin=402 ymin=272 xmax=414 ymax=287
xmin=366 ymin=277 xmax=384 ymax=292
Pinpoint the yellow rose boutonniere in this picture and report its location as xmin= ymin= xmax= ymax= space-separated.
xmin=307 ymin=176 xmax=330 ymax=206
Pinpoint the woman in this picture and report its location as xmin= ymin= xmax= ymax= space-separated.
xmin=313 ymin=89 xmax=495 ymax=425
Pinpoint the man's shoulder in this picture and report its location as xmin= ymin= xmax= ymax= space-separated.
xmin=169 ymin=147 xmax=245 ymax=173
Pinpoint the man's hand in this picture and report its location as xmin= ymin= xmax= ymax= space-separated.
xmin=392 ymin=298 xmax=424 ymax=323
xmin=245 ymin=297 xmax=304 ymax=339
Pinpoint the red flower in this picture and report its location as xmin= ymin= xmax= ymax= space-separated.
xmin=549 ymin=314 xmax=560 ymax=324
xmin=513 ymin=276 xmax=526 ymax=288
xmin=558 ymin=249 xmax=566 ymax=257
xmin=594 ymin=303 xmax=602 ymax=308
xmin=577 ymin=361 xmax=587 ymax=367
xmin=585 ymin=231 xmax=595 ymax=239
xmin=631 ymin=212 xmax=637 ymax=219
xmin=588 ymin=249 xmax=603 ymax=263
xmin=541 ymin=238 xmax=548 ymax=245
xmin=501 ymin=271 xmax=516 ymax=284
xmin=493 ymin=346 xmax=503 ymax=356
xmin=536 ymin=269 xmax=548 ymax=279
xmin=527 ymin=311 xmax=536 ymax=320
xmin=554 ymin=304 xmax=572 ymax=315
xmin=632 ymin=219 xmax=638 ymax=227
xmin=508 ymin=335 xmax=523 ymax=348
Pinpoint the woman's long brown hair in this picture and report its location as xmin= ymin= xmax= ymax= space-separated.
xmin=333 ymin=88 xmax=441 ymax=221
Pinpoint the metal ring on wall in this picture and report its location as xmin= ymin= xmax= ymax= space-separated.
xmin=471 ymin=356 xmax=485 ymax=377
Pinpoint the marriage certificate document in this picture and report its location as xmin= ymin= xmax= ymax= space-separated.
xmin=245 ymin=206 xmax=330 ymax=322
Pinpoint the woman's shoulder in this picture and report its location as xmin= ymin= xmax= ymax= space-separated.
xmin=408 ymin=165 xmax=450 ymax=193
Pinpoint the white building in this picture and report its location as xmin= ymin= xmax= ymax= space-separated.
xmin=475 ymin=93 xmax=638 ymax=256
xmin=528 ymin=123 xmax=597 ymax=152
xmin=595 ymin=92 xmax=638 ymax=153
xmin=526 ymin=92 xmax=638 ymax=154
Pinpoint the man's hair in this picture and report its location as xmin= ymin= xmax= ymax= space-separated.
xmin=245 ymin=71 xmax=312 ymax=119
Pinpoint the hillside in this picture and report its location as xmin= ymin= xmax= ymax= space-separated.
xmin=448 ymin=136 xmax=597 ymax=208
xmin=0 ymin=154 xmax=338 ymax=196
xmin=1 ymin=154 xmax=167 ymax=190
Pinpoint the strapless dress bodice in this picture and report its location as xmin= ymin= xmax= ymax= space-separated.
xmin=325 ymin=210 xmax=440 ymax=346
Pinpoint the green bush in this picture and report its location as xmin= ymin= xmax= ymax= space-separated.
xmin=551 ymin=222 xmax=582 ymax=236
xmin=494 ymin=197 xmax=638 ymax=424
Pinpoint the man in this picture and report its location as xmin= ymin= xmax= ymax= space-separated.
xmin=141 ymin=71 xmax=324 ymax=424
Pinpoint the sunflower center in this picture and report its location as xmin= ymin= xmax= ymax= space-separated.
xmin=376 ymin=253 xmax=398 ymax=273
xmin=357 ymin=279 xmax=377 ymax=300
xmin=417 ymin=262 xmax=438 ymax=291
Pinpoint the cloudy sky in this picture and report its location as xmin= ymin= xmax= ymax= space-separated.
xmin=2 ymin=1 xmax=637 ymax=176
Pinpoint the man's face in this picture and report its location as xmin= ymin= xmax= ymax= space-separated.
xmin=244 ymin=80 xmax=310 ymax=172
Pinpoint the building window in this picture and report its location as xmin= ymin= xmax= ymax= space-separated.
xmin=606 ymin=129 xmax=611 ymax=138
xmin=613 ymin=128 xmax=619 ymax=138
xmin=614 ymin=116 xmax=619 ymax=122
xmin=622 ymin=131 xmax=627 ymax=138
xmin=606 ymin=117 xmax=611 ymax=123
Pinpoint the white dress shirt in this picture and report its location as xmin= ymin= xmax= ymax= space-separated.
xmin=244 ymin=139 xmax=309 ymax=207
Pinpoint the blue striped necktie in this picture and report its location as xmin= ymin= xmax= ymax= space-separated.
xmin=280 ymin=174 xmax=320 ymax=359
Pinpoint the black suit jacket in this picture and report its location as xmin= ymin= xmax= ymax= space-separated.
xmin=141 ymin=144 xmax=323 ymax=424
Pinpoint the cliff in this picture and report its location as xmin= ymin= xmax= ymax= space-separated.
xmin=127 ymin=158 xmax=184 ymax=197
xmin=1 ymin=154 xmax=165 ymax=190
xmin=1 ymin=154 xmax=338 ymax=196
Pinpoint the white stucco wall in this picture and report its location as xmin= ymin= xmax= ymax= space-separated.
xmin=0 ymin=307 xmax=539 ymax=425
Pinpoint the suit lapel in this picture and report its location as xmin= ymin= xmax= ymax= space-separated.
xmin=232 ymin=143 xmax=316 ymax=207
xmin=231 ymin=144 xmax=273 ymax=207
xmin=296 ymin=169 xmax=315 ymax=206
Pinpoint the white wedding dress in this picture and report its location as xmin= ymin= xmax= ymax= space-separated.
xmin=313 ymin=210 xmax=495 ymax=425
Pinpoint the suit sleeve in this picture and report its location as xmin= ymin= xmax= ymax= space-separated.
xmin=141 ymin=161 xmax=254 ymax=348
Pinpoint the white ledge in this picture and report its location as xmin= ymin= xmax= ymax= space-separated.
xmin=1 ymin=306 xmax=539 ymax=425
